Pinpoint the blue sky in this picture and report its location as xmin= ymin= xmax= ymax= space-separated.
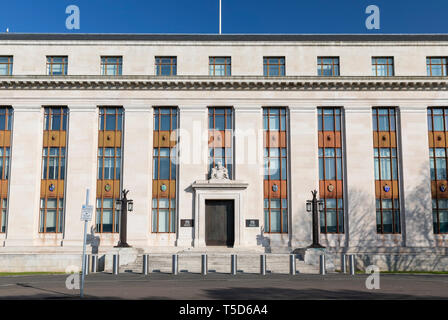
xmin=0 ymin=0 xmax=447 ymax=34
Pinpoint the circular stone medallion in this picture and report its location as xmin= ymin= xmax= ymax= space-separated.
xmin=272 ymin=184 xmax=279 ymax=192
xmin=383 ymin=185 xmax=391 ymax=193
xmin=104 ymin=184 xmax=111 ymax=192
xmin=327 ymin=184 xmax=335 ymax=192
xmin=161 ymin=184 xmax=167 ymax=192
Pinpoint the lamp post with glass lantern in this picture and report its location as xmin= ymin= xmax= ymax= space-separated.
xmin=306 ymin=190 xmax=325 ymax=248
xmin=114 ymin=189 xmax=133 ymax=248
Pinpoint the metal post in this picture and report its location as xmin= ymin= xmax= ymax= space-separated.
xmin=319 ymin=254 xmax=326 ymax=275
xmin=349 ymin=255 xmax=355 ymax=276
xmin=113 ymin=254 xmax=119 ymax=275
xmin=260 ymin=254 xmax=266 ymax=275
xmin=231 ymin=254 xmax=237 ymax=275
xmin=80 ymin=189 xmax=89 ymax=298
xmin=289 ymin=254 xmax=296 ymax=275
xmin=142 ymin=254 xmax=149 ymax=275
xmin=172 ymin=254 xmax=178 ymax=275
xmin=84 ymin=254 xmax=90 ymax=276
xmin=342 ymin=254 xmax=347 ymax=274
xmin=91 ymin=255 xmax=98 ymax=273
xmin=201 ymin=254 xmax=207 ymax=276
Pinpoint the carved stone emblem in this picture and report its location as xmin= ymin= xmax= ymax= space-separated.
xmin=327 ymin=184 xmax=335 ymax=192
xmin=210 ymin=162 xmax=229 ymax=180
xmin=383 ymin=185 xmax=390 ymax=193
xmin=440 ymin=184 xmax=447 ymax=192
xmin=104 ymin=184 xmax=111 ymax=192
xmin=272 ymin=184 xmax=279 ymax=192
xmin=49 ymin=184 xmax=55 ymax=192
xmin=160 ymin=184 xmax=167 ymax=192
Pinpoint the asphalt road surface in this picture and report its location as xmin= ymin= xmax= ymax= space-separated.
xmin=0 ymin=272 xmax=446 ymax=300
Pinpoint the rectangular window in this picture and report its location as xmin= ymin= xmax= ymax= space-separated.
xmin=209 ymin=57 xmax=231 ymax=76
xmin=208 ymin=107 xmax=233 ymax=179
xmin=428 ymin=108 xmax=448 ymax=234
xmin=96 ymin=107 xmax=123 ymax=233
xmin=0 ymin=56 xmax=13 ymax=76
xmin=373 ymin=107 xmax=401 ymax=234
xmin=263 ymin=57 xmax=285 ymax=77
xmin=152 ymin=107 xmax=177 ymax=233
xmin=0 ymin=107 xmax=11 ymax=233
xmin=318 ymin=108 xmax=344 ymax=233
xmin=263 ymin=107 xmax=288 ymax=233
xmin=317 ymin=57 xmax=340 ymax=76
xmin=155 ymin=57 xmax=177 ymax=76
xmin=46 ymin=56 xmax=68 ymax=75
xmin=101 ymin=56 xmax=122 ymax=76
xmin=427 ymin=57 xmax=448 ymax=77
xmin=39 ymin=107 xmax=68 ymax=233
xmin=372 ymin=57 xmax=394 ymax=77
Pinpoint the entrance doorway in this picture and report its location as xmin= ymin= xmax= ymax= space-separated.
xmin=205 ymin=200 xmax=234 ymax=247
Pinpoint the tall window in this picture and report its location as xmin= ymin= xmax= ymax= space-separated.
xmin=101 ymin=56 xmax=122 ymax=76
xmin=0 ymin=107 xmax=12 ymax=233
xmin=263 ymin=107 xmax=288 ymax=233
xmin=208 ymin=107 xmax=233 ymax=179
xmin=317 ymin=57 xmax=340 ymax=76
xmin=428 ymin=108 xmax=448 ymax=234
xmin=209 ymin=57 xmax=231 ymax=76
xmin=372 ymin=57 xmax=394 ymax=76
xmin=155 ymin=57 xmax=177 ymax=76
xmin=152 ymin=107 xmax=177 ymax=233
xmin=96 ymin=107 xmax=123 ymax=233
xmin=263 ymin=57 xmax=285 ymax=77
xmin=318 ymin=108 xmax=344 ymax=233
xmin=373 ymin=107 xmax=401 ymax=234
xmin=46 ymin=56 xmax=68 ymax=75
xmin=427 ymin=58 xmax=448 ymax=77
xmin=39 ymin=107 xmax=67 ymax=233
xmin=0 ymin=57 xmax=13 ymax=76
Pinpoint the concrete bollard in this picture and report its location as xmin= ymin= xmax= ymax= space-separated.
xmin=113 ymin=254 xmax=119 ymax=275
xmin=341 ymin=254 xmax=347 ymax=274
xmin=142 ymin=254 xmax=149 ymax=275
xmin=349 ymin=254 xmax=355 ymax=276
xmin=172 ymin=254 xmax=178 ymax=275
xmin=231 ymin=254 xmax=237 ymax=275
xmin=91 ymin=255 xmax=98 ymax=273
xmin=201 ymin=254 xmax=207 ymax=276
xmin=289 ymin=254 xmax=296 ymax=275
xmin=84 ymin=255 xmax=90 ymax=276
xmin=260 ymin=254 xmax=266 ymax=275
xmin=319 ymin=254 xmax=326 ymax=275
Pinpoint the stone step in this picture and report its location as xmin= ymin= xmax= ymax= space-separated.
xmin=120 ymin=253 xmax=320 ymax=274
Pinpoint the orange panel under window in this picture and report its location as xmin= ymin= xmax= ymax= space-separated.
xmin=434 ymin=180 xmax=448 ymax=199
xmin=375 ymin=180 xmax=399 ymax=199
xmin=41 ymin=180 xmax=65 ymax=198
xmin=0 ymin=180 xmax=8 ymax=197
xmin=43 ymin=131 xmax=66 ymax=147
xmin=434 ymin=132 xmax=446 ymax=148
xmin=0 ymin=131 xmax=11 ymax=147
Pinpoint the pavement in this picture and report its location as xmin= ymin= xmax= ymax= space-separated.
xmin=0 ymin=272 xmax=446 ymax=300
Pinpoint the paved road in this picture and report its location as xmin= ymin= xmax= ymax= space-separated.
xmin=0 ymin=272 xmax=446 ymax=300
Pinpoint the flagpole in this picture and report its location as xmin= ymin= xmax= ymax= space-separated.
xmin=219 ymin=0 xmax=222 ymax=34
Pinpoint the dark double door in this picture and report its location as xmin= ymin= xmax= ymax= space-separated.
xmin=205 ymin=200 xmax=234 ymax=247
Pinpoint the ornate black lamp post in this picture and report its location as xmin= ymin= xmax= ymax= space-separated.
xmin=114 ymin=189 xmax=133 ymax=248
xmin=306 ymin=190 xmax=325 ymax=249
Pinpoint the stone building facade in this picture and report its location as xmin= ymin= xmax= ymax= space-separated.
xmin=0 ymin=34 xmax=447 ymax=271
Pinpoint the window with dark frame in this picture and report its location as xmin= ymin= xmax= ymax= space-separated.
xmin=155 ymin=57 xmax=177 ymax=76
xmin=318 ymin=108 xmax=344 ymax=233
xmin=372 ymin=57 xmax=394 ymax=76
xmin=101 ymin=56 xmax=122 ymax=76
xmin=0 ymin=107 xmax=12 ymax=233
xmin=152 ymin=107 xmax=177 ymax=233
xmin=208 ymin=107 xmax=233 ymax=179
xmin=46 ymin=56 xmax=68 ymax=76
xmin=372 ymin=107 xmax=401 ymax=234
xmin=263 ymin=107 xmax=288 ymax=233
xmin=428 ymin=107 xmax=448 ymax=234
xmin=317 ymin=57 xmax=340 ymax=76
xmin=209 ymin=57 xmax=231 ymax=76
xmin=427 ymin=58 xmax=448 ymax=77
xmin=39 ymin=107 xmax=68 ymax=233
xmin=263 ymin=57 xmax=285 ymax=77
xmin=0 ymin=56 xmax=13 ymax=76
xmin=96 ymin=107 xmax=123 ymax=233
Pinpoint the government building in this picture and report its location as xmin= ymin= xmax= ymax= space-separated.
xmin=0 ymin=34 xmax=447 ymax=272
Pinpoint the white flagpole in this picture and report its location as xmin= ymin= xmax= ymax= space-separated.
xmin=219 ymin=0 xmax=222 ymax=34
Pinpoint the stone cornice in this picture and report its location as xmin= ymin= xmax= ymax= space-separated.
xmin=1 ymin=75 xmax=448 ymax=91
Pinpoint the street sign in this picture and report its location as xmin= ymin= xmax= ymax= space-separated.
xmin=81 ymin=205 xmax=93 ymax=221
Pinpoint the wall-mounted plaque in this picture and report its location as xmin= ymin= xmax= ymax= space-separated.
xmin=246 ymin=219 xmax=259 ymax=228
xmin=181 ymin=219 xmax=194 ymax=227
